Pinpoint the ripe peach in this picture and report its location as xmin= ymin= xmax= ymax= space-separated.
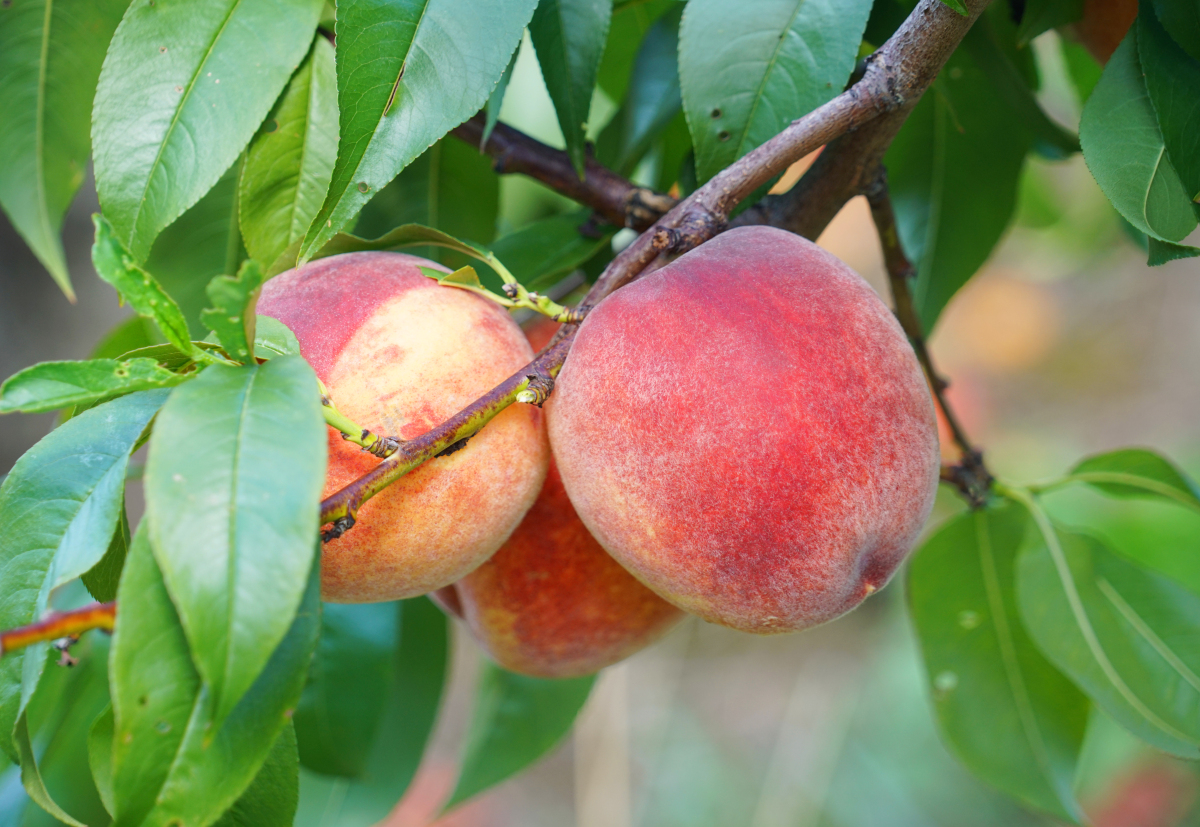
xmin=1068 ymin=0 xmax=1137 ymax=64
xmin=443 ymin=460 xmax=684 ymax=677
xmin=434 ymin=319 xmax=683 ymax=677
xmin=258 ymin=251 xmax=549 ymax=602
xmin=547 ymin=226 xmax=939 ymax=634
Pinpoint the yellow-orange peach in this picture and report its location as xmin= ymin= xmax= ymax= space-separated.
xmin=258 ymin=251 xmax=548 ymax=602
xmin=547 ymin=226 xmax=939 ymax=634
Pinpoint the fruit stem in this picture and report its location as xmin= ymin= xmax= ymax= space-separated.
xmin=319 ymin=334 xmax=573 ymax=537
xmin=0 ymin=602 xmax=115 ymax=659
xmin=865 ymin=167 xmax=993 ymax=508
xmin=318 ymin=379 xmax=399 ymax=459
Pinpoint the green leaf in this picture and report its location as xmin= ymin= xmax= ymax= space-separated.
xmin=352 ymin=137 xmax=500 ymax=266
xmin=488 ymin=211 xmax=614 ymax=291
xmin=529 ymin=0 xmax=613 ymax=177
xmin=278 ymin=222 xmax=492 ymax=277
xmin=1153 ymin=0 xmax=1200 ymax=61
xmin=1014 ymin=504 xmax=1200 ymax=757
xmin=1016 ymin=0 xmax=1083 ymax=45
xmin=90 ymin=317 xmax=159 ymax=361
xmin=419 ymin=265 xmax=496 ymax=301
xmin=909 ymin=505 xmax=1087 ymax=821
xmin=294 ymin=603 xmax=398 ymax=778
xmin=92 ymin=0 xmax=324 ymax=260
xmin=144 ymin=165 xmax=245 ymax=338
xmin=253 ymin=316 xmax=302 ymax=360
xmin=0 ymin=358 xmax=186 ymax=414
xmin=0 ymin=390 xmax=167 ymax=765
xmin=92 ymin=215 xmax=197 ymax=355
xmin=239 ymin=37 xmax=339 ymax=269
xmin=940 ymin=0 xmax=968 ymax=14
xmin=886 ymin=44 xmax=1032 ymax=333
xmin=1061 ymin=37 xmax=1103 ymax=104
xmin=1147 ymin=237 xmax=1200 ymax=265
xmin=298 ymin=0 xmax=537 ymax=260
xmin=1080 ymin=25 xmax=1197 ymax=243
xmin=445 ymin=664 xmax=594 ymax=809
xmin=961 ymin=14 xmax=1079 ymax=159
xmin=200 ymin=260 xmax=268 ymax=363
xmin=143 ymin=356 xmax=326 ymax=728
xmin=295 ymin=598 xmax=447 ymax=827
xmin=679 ymin=0 xmax=873 ymax=183
xmin=596 ymin=5 xmax=683 ymax=176
xmin=82 ymin=506 xmax=131 ymax=603
xmin=88 ymin=707 xmax=115 ymax=817
xmin=212 ymin=724 xmax=300 ymax=827
xmin=0 ymin=0 xmax=128 ymax=298
xmin=1138 ymin=4 xmax=1200 ymax=203
xmin=1067 ymin=448 xmax=1200 ymax=511
xmin=109 ymin=527 xmax=321 ymax=826
xmin=482 ymin=50 xmax=518 ymax=149
xmin=17 ymin=634 xmax=113 ymax=827
xmin=596 ymin=0 xmax=674 ymax=102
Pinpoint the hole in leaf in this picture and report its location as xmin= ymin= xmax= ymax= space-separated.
xmin=710 ymin=108 xmax=722 ymax=119
xmin=159 ymin=46 xmax=167 ymax=53
xmin=264 ymin=119 xmax=278 ymax=133
xmin=717 ymin=130 xmax=731 ymax=142
xmin=357 ymin=182 xmax=371 ymax=193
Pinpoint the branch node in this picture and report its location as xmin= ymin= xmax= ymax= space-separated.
xmin=366 ymin=436 xmax=401 ymax=459
xmin=321 ymin=514 xmax=357 ymax=543
xmin=516 ymin=368 xmax=555 ymax=407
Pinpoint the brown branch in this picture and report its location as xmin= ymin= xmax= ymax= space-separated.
xmin=0 ymin=602 xmax=115 ymax=658
xmin=321 ymin=0 xmax=994 ymax=536
xmin=452 ymin=116 xmax=677 ymax=231
xmin=864 ymin=167 xmax=992 ymax=508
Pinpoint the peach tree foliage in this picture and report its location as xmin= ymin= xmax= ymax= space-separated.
xmin=0 ymin=0 xmax=1197 ymax=823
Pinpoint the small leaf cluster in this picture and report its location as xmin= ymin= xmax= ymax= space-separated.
xmin=910 ymin=450 xmax=1200 ymax=821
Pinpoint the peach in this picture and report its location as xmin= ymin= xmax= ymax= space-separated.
xmin=547 ymin=226 xmax=939 ymax=634
xmin=258 ymin=251 xmax=549 ymax=602
xmin=443 ymin=459 xmax=684 ymax=677
xmin=434 ymin=319 xmax=683 ymax=677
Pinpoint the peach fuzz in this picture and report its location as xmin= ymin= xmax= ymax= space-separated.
xmin=547 ymin=226 xmax=940 ymax=634
xmin=442 ymin=461 xmax=684 ymax=677
xmin=257 ymin=251 xmax=549 ymax=602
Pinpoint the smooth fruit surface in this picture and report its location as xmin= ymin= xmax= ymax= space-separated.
xmin=547 ymin=226 xmax=939 ymax=633
xmin=446 ymin=459 xmax=684 ymax=677
xmin=439 ymin=319 xmax=683 ymax=677
xmin=258 ymin=251 xmax=548 ymax=602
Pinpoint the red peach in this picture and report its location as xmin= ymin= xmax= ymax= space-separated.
xmin=258 ymin=251 xmax=549 ymax=602
xmin=442 ymin=460 xmax=684 ymax=677
xmin=435 ymin=318 xmax=683 ymax=677
xmin=547 ymin=226 xmax=939 ymax=633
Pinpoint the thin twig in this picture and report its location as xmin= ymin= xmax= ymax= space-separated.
xmin=0 ymin=602 xmax=115 ymax=658
xmin=864 ymin=166 xmax=992 ymax=507
xmin=452 ymin=116 xmax=678 ymax=231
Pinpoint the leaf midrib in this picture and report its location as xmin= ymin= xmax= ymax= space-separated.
xmin=734 ymin=0 xmax=806 ymax=161
xmin=1020 ymin=494 xmax=1194 ymax=746
xmin=221 ymin=366 xmax=260 ymax=717
xmin=975 ymin=512 xmax=1062 ymax=801
xmin=127 ymin=0 xmax=246 ymax=251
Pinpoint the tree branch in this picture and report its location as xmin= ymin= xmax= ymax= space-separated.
xmin=0 ymin=602 xmax=115 ymax=658
xmin=452 ymin=116 xmax=677 ymax=231
xmin=321 ymin=0 xmax=994 ymax=536
xmin=864 ymin=167 xmax=993 ymax=508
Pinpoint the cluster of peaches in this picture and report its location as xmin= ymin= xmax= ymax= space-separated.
xmin=258 ymin=227 xmax=941 ymax=677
